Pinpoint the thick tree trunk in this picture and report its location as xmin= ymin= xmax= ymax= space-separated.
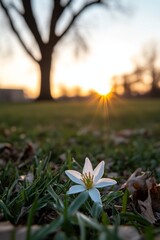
xmin=37 ymin=53 xmax=53 ymax=101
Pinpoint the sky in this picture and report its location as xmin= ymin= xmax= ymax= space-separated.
xmin=0 ymin=0 xmax=160 ymax=98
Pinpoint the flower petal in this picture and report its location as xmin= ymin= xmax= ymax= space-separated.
xmin=83 ymin=157 xmax=93 ymax=174
xmin=65 ymin=170 xmax=84 ymax=185
xmin=95 ymin=178 xmax=117 ymax=188
xmin=88 ymin=188 xmax=102 ymax=204
xmin=67 ymin=185 xmax=86 ymax=195
xmin=93 ymin=161 xmax=105 ymax=183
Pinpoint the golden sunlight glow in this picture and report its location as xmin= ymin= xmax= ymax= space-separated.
xmin=0 ymin=31 xmax=135 ymax=98
xmin=0 ymin=0 xmax=159 ymax=99
xmin=95 ymin=84 xmax=111 ymax=96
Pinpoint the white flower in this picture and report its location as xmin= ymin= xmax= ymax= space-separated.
xmin=65 ymin=157 xmax=117 ymax=205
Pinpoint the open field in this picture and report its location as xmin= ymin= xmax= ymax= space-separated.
xmin=0 ymin=98 xmax=160 ymax=239
xmin=0 ymin=98 xmax=160 ymax=171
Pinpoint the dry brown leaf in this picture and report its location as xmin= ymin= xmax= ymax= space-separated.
xmin=110 ymin=134 xmax=129 ymax=145
xmin=110 ymin=128 xmax=150 ymax=146
xmin=138 ymin=179 xmax=156 ymax=224
xmin=121 ymin=168 xmax=160 ymax=224
xmin=0 ymin=143 xmax=12 ymax=153
xmin=118 ymin=128 xmax=149 ymax=137
xmin=18 ymin=142 xmax=35 ymax=162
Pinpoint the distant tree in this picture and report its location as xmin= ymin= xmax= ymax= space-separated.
xmin=58 ymin=84 xmax=69 ymax=98
xmin=122 ymin=74 xmax=132 ymax=97
xmin=142 ymin=44 xmax=160 ymax=97
xmin=131 ymin=43 xmax=160 ymax=97
xmin=112 ymin=42 xmax=160 ymax=97
xmin=0 ymin=0 xmax=121 ymax=101
xmin=116 ymin=67 xmax=144 ymax=97
xmin=72 ymin=86 xmax=82 ymax=97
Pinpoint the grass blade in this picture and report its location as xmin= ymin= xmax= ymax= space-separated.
xmin=77 ymin=212 xmax=102 ymax=231
xmin=0 ymin=200 xmax=13 ymax=220
xmin=26 ymin=197 xmax=38 ymax=240
xmin=122 ymin=189 xmax=129 ymax=213
xmin=91 ymin=202 xmax=103 ymax=219
xmin=77 ymin=212 xmax=86 ymax=240
xmin=68 ymin=191 xmax=89 ymax=216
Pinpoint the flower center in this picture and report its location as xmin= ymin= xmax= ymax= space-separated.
xmin=81 ymin=172 xmax=93 ymax=189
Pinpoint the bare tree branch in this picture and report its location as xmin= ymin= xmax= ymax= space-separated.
xmin=0 ymin=0 xmax=123 ymax=100
xmin=0 ymin=0 xmax=38 ymax=63
xmin=9 ymin=3 xmax=24 ymax=16
xmin=48 ymin=0 xmax=64 ymax=46
xmin=22 ymin=0 xmax=44 ymax=51
xmin=64 ymin=0 xmax=72 ymax=8
xmin=58 ymin=0 xmax=102 ymax=40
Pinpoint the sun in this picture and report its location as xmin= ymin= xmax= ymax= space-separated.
xmin=95 ymin=84 xmax=111 ymax=96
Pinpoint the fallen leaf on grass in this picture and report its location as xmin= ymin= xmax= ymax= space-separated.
xmin=18 ymin=142 xmax=35 ymax=162
xmin=121 ymin=168 xmax=160 ymax=224
xmin=77 ymin=126 xmax=91 ymax=136
xmin=138 ymin=193 xmax=156 ymax=224
xmin=0 ymin=143 xmax=12 ymax=154
xmin=19 ymin=172 xmax=34 ymax=183
xmin=58 ymin=153 xmax=66 ymax=162
xmin=0 ymin=142 xmax=35 ymax=167
xmin=110 ymin=134 xmax=129 ymax=145
xmin=77 ymin=126 xmax=101 ymax=137
xmin=109 ymin=128 xmax=150 ymax=145
xmin=118 ymin=128 xmax=149 ymax=138
xmin=0 ymin=143 xmax=16 ymax=164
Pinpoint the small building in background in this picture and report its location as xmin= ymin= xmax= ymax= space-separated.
xmin=0 ymin=89 xmax=26 ymax=102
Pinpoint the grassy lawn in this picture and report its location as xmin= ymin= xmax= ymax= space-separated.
xmin=0 ymin=98 xmax=160 ymax=239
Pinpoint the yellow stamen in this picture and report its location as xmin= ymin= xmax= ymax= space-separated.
xmin=81 ymin=172 xmax=93 ymax=189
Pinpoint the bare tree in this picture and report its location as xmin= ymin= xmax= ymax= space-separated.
xmin=131 ymin=43 xmax=160 ymax=97
xmin=58 ymin=84 xmax=69 ymax=97
xmin=115 ymin=67 xmax=144 ymax=97
xmin=112 ymin=42 xmax=160 ymax=97
xmin=142 ymin=44 xmax=160 ymax=96
xmin=0 ymin=0 xmax=120 ymax=101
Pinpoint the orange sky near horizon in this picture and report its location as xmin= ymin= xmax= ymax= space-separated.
xmin=0 ymin=0 xmax=160 ymax=98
